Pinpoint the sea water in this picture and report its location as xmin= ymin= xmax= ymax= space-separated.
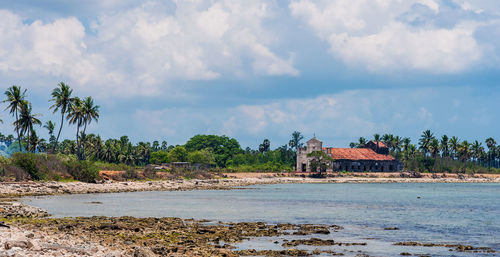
xmin=22 ymin=183 xmax=500 ymax=256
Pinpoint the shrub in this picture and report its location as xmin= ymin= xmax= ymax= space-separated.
xmin=143 ymin=165 xmax=157 ymax=179
xmin=5 ymin=165 xmax=30 ymax=181
xmin=0 ymin=155 xmax=10 ymax=166
xmin=11 ymin=152 xmax=47 ymax=180
xmin=94 ymin=161 xmax=132 ymax=171
xmin=65 ymin=160 xmax=100 ymax=183
xmin=123 ymin=168 xmax=139 ymax=180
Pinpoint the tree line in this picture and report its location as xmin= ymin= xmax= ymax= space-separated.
xmin=350 ymin=130 xmax=499 ymax=172
xmin=0 ymin=84 xmax=498 ymax=173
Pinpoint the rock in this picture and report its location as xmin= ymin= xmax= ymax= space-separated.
xmin=42 ymin=243 xmax=91 ymax=255
xmin=4 ymin=240 xmax=33 ymax=249
xmin=384 ymin=227 xmax=399 ymax=230
xmin=400 ymin=252 xmax=411 ymax=256
xmin=134 ymin=247 xmax=156 ymax=257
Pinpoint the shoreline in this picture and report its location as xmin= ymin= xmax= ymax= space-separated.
xmin=1 ymin=174 xmax=499 ymax=256
xmin=1 ymin=173 xmax=499 ymax=198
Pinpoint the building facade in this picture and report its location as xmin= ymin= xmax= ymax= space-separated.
xmin=296 ymin=137 xmax=403 ymax=172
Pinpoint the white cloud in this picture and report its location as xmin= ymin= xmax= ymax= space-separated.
xmin=289 ymin=0 xmax=485 ymax=73
xmin=0 ymin=10 xmax=88 ymax=76
xmin=0 ymin=1 xmax=298 ymax=98
xmin=124 ymin=86 xmax=498 ymax=147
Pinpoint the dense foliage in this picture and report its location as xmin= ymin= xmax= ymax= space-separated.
xmin=0 ymin=152 xmax=99 ymax=182
xmin=350 ymin=131 xmax=500 ymax=173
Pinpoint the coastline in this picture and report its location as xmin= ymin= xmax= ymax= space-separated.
xmin=1 ymin=172 xmax=499 ymax=198
xmin=1 ymin=173 xmax=499 ymax=256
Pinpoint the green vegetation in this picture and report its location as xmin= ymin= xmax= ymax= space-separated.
xmin=350 ymin=131 xmax=500 ymax=174
xmin=1 ymin=152 xmax=99 ymax=182
xmin=0 ymin=82 xmax=499 ymax=181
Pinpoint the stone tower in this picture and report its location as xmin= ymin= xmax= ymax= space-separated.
xmin=296 ymin=137 xmax=323 ymax=172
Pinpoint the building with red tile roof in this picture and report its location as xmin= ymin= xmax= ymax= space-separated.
xmin=297 ymin=137 xmax=402 ymax=172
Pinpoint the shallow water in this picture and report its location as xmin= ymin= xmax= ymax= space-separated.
xmin=23 ymin=183 xmax=500 ymax=256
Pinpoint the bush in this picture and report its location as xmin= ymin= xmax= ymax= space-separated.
xmin=65 ymin=160 xmax=100 ymax=183
xmin=0 ymin=155 xmax=10 ymax=166
xmin=5 ymin=165 xmax=29 ymax=181
xmin=94 ymin=161 xmax=132 ymax=171
xmin=143 ymin=165 xmax=157 ymax=179
xmin=11 ymin=152 xmax=47 ymax=180
xmin=123 ymin=168 xmax=139 ymax=180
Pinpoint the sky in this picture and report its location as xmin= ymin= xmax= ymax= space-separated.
xmin=0 ymin=0 xmax=499 ymax=149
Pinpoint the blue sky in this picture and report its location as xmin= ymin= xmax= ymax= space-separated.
xmin=0 ymin=0 xmax=499 ymax=149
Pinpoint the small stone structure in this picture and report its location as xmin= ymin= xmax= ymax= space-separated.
xmin=296 ymin=137 xmax=403 ymax=172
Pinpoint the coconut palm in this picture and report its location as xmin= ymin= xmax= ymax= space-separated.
xmin=44 ymin=121 xmax=55 ymax=135
xmin=419 ymin=130 xmax=435 ymax=155
xmin=449 ymin=136 xmax=460 ymax=159
xmin=485 ymin=137 xmax=497 ymax=167
xmin=14 ymin=101 xmax=42 ymax=152
xmin=358 ymin=137 xmax=367 ymax=148
xmin=381 ymin=134 xmax=394 ymax=152
xmin=402 ymin=137 xmax=411 ymax=151
xmin=79 ymin=96 xmax=100 ymax=159
xmin=67 ymin=97 xmax=85 ymax=159
xmin=471 ymin=140 xmax=484 ymax=163
xmin=3 ymin=85 xmax=27 ymax=151
xmin=440 ymin=135 xmax=449 ymax=157
xmin=373 ymin=133 xmax=381 ymax=152
xmin=429 ymin=138 xmax=440 ymax=158
xmin=44 ymin=120 xmax=56 ymax=149
xmin=458 ymin=141 xmax=470 ymax=173
xmin=49 ymin=82 xmax=74 ymax=153
xmin=393 ymin=136 xmax=402 ymax=154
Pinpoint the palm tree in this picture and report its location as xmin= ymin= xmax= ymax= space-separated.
xmin=471 ymin=140 xmax=484 ymax=163
xmin=429 ymin=138 xmax=440 ymax=158
xmin=44 ymin=120 xmax=56 ymax=149
xmin=80 ymin=96 xmax=100 ymax=159
xmin=440 ymin=135 xmax=449 ymax=157
xmin=3 ymin=85 xmax=27 ymax=151
xmin=402 ymin=137 xmax=411 ymax=150
xmin=458 ymin=141 xmax=470 ymax=173
xmin=15 ymin=101 xmax=42 ymax=152
xmin=449 ymin=136 xmax=460 ymax=160
xmin=67 ymin=97 xmax=84 ymax=159
xmin=382 ymin=134 xmax=394 ymax=151
xmin=44 ymin=121 xmax=55 ymax=135
xmin=373 ymin=133 xmax=381 ymax=152
xmin=419 ymin=130 xmax=434 ymax=155
xmin=49 ymin=82 xmax=73 ymax=153
xmin=485 ymin=137 xmax=497 ymax=168
xmin=393 ymin=136 xmax=402 ymax=154
xmin=259 ymin=139 xmax=271 ymax=153
xmin=358 ymin=137 xmax=367 ymax=148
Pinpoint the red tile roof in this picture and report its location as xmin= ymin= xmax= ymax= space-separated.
xmin=326 ymin=148 xmax=395 ymax=161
